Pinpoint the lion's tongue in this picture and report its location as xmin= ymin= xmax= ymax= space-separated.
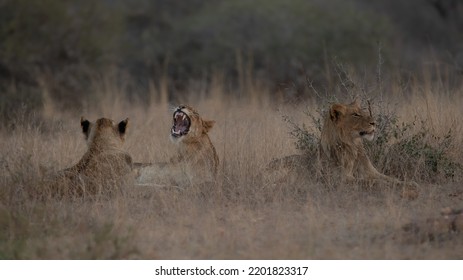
xmin=174 ymin=114 xmax=189 ymax=134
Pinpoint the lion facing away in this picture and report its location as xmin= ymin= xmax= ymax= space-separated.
xmin=269 ymin=100 xmax=418 ymax=198
xmin=136 ymin=105 xmax=219 ymax=187
xmin=43 ymin=117 xmax=133 ymax=197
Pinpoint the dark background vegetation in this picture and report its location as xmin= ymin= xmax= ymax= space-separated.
xmin=1 ymin=0 xmax=463 ymax=260
xmin=1 ymin=0 xmax=462 ymax=120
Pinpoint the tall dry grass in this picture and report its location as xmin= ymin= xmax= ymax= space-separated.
xmin=1 ymin=69 xmax=463 ymax=259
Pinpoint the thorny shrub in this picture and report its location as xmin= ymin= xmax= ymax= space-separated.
xmin=284 ymin=102 xmax=461 ymax=183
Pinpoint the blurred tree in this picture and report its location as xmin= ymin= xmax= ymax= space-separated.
xmin=116 ymin=0 xmax=393 ymax=87
xmin=0 ymin=0 xmax=461 ymax=121
xmin=177 ymin=0 xmax=392 ymax=78
xmin=0 ymin=0 xmax=122 ymax=70
xmin=357 ymin=0 xmax=463 ymax=67
xmin=0 ymin=0 xmax=124 ymax=115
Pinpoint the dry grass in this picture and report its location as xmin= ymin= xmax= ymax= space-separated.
xmin=1 ymin=74 xmax=463 ymax=259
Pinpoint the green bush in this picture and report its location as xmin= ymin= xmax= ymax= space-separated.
xmin=368 ymin=114 xmax=461 ymax=182
xmin=286 ymin=101 xmax=461 ymax=183
xmin=285 ymin=55 xmax=462 ymax=184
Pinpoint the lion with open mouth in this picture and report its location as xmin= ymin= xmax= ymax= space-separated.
xmin=136 ymin=105 xmax=219 ymax=187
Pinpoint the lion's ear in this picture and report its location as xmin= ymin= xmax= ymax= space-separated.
xmin=202 ymin=119 xmax=215 ymax=133
xmin=118 ymin=118 xmax=129 ymax=136
xmin=81 ymin=117 xmax=91 ymax=139
xmin=330 ymin=104 xmax=346 ymax=122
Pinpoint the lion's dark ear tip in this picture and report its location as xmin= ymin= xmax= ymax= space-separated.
xmin=118 ymin=118 xmax=129 ymax=134
xmin=80 ymin=117 xmax=90 ymax=127
xmin=80 ymin=117 xmax=91 ymax=136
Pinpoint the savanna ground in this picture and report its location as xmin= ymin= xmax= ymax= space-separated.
xmin=1 ymin=68 xmax=463 ymax=259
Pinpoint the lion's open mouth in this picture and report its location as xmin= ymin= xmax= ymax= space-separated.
xmin=171 ymin=109 xmax=191 ymax=138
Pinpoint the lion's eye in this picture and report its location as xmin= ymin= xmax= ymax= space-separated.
xmin=352 ymin=113 xmax=361 ymax=117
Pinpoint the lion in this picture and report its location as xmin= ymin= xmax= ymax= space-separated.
xmin=269 ymin=99 xmax=418 ymax=199
xmin=136 ymin=105 xmax=219 ymax=187
xmin=319 ymin=99 xmax=394 ymax=183
xmin=43 ymin=117 xmax=133 ymax=197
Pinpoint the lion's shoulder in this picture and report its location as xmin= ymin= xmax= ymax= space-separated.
xmin=44 ymin=117 xmax=133 ymax=197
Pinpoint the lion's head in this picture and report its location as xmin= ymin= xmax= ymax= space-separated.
xmin=81 ymin=117 xmax=129 ymax=149
xmin=170 ymin=105 xmax=215 ymax=143
xmin=43 ymin=117 xmax=132 ymax=197
xmin=326 ymin=99 xmax=376 ymax=143
xmin=136 ymin=105 xmax=219 ymax=187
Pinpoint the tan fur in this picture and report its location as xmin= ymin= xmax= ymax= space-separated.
xmin=136 ymin=105 xmax=218 ymax=187
xmin=269 ymin=100 xmax=418 ymax=199
xmin=319 ymin=99 xmax=387 ymax=182
xmin=43 ymin=117 xmax=133 ymax=197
